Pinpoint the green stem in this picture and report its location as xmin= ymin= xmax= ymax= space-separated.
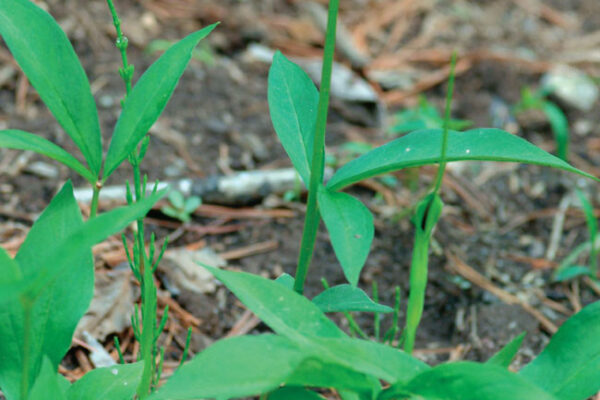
xmin=403 ymin=230 xmax=429 ymax=354
xmin=106 ymin=1 xmax=157 ymax=396
xmin=293 ymin=0 xmax=339 ymax=295
xmin=432 ymin=52 xmax=458 ymax=194
xmin=373 ymin=282 xmax=380 ymax=341
xmin=403 ymin=54 xmax=456 ymax=353
xmin=90 ymin=181 xmax=102 ymax=218
xmin=106 ymin=0 xmax=133 ymax=94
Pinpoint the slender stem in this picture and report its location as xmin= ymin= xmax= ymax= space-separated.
xmin=403 ymin=230 xmax=429 ymax=354
xmin=373 ymin=282 xmax=380 ymax=341
xmin=432 ymin=52 xmax=458 ymax=194
xmin=293 ymin=0 xmax=340 ymax=294
xmin=106 ymin=1 xmax=157 ymax=396
xmin=90 ymin=181 xmax=102 ymax=218
xmin=106 ymin=0 xmax=133 ymax=94
xmin=179 ymin=327 xmax=193 ymax=369
xmin=114 ymin=336 xmax=125 ymax=364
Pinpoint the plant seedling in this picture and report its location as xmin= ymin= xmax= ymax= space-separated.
xmin=389 ymin=95 xmax=472 ymax=136
xmin=554 ymin=189 xmax=599 ymax=282
xmin=514 ymin=86 xmax=570 ymax=162
xmin=161 ymin=190 xmax=202 ymax=223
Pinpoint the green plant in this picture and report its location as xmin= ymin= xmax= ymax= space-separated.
xmin=153 ymin=2 xmax=600 ymax=399
xmin=2 ymin=1 xmax=600 ymax=399
xmin=554 ymin=189 xmax=599 ymax=282
xmin=0 ymin=0 xmax=215 ymax=398
xmin=161 ymin=190 xmax=202 ymax=223
xmin=514 ymin=86 xmax=570 ymax=162
xmin=389 ymin=95 xmax=472 ymax=136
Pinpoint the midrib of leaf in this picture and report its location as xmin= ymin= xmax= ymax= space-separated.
xmin=1 ymin=15 xmax=98 ymax=176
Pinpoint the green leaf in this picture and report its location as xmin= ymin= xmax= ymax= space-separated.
xmin=0 ymin=246 xmax=25 ymax=304
xmin=275 ymin=272 xmax=296 ymax=290
xmin=487 ymin=332 xmax=526 ymax=368
xmin=270 ymin=387 xmax=325 ymax=400
xmin=168 ymin=190 xmax=185 ymax=209
xmin=0 ymin=130 xmax=95 ymax=183
xmin=553 ymin=265 xmax=591 ymax=282
xmin=104 ymin=23 xmax=218 ymax=178
xmin=317 ymin=187 xmax=374 ymax=286
xmin=310 ymin=337 xmax=429 ymax=385
xmin=0 ymin=181 xmax=92 ymax=400
xmin=339 ymin=390 xmax=364 ymax=400
xmin=381 ymin=362 xmax=558 ymax=400
xmin=204 ymin=266 xmax=345 ymax=340
xmin=67 ymin=362 xmax=144 ymax=400
xmin=27 ymin=357 xmax=68 ymax=400
xmin=576 ymin=189 xmax=598 ymax=248
xmin=150 ymin=334 xmax=382 ymax=400
xmin=149 ymin=335 xmax=309 ymax=400
xmin=286 ymin=357 xmax=379 ymax=396
xmin=268 ymin=51 xmax=319 ymax=185
xmin=520 ymin=300 xmax=600 ymax=400
xmin=542 ymin=101 xmax=569 ymax=161
xmin=183 ymin=196 xmax=201 ymax=214
xmin=327 ymin=128 xmax=597 ymax=191
xmin=312 ymin=284 xmax=392 ymax=313
xmin=0 ymin=0 xmax=102 ymax=176
xmin=26 ymin=188 xmax=167 ymax=297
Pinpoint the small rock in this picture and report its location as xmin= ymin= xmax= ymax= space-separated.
xmin=541 ymin=65 xmax=598 ymax=111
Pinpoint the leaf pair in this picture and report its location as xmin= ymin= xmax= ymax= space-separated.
xmin=0 ymin=0 xmax=216 ymax=184
xmin=0 ymin=182 xmax=164 ymax=399
xmin=268 ymin=52 xmax=374 ymax=287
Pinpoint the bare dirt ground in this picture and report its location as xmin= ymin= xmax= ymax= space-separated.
xmin=2 ymin=0 xmax=600 ymax=390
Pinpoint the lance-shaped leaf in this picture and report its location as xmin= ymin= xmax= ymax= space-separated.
xmin=0 ymin=181 xmax=92 ymax=400
xmin=104 ymin=23 xmax=218 ymax=178
xmin=67 ymin=362 xmax=144 ymax=400
xmin=327 ymin=128 xmax=597 ymax=191
xmin=27 ymin=357 xmax=69 ymax=400
xmin=317 ymin=187 xmax=374 ymax=286
xmin=268 ymin=51 xmax=319 ymax=185
xmin=0 ymin=184 xmax=165 ymax=400
xmin=25 ymin=188 xmax=167 ymax=297
xmin=487 ymin=332 xmax=526 ymax=368
xmin=149 ymin=334 xmax=378 ymax=400
xmin=0 ymin=0 xmax=102 ymax=176
xmin=381 ymin=362 xmax=558 ymax=400
xmin=0 ymin=130 xmax=95 ymax=183
xmin=204 ymin=265 xmax=345 ymax=340
xmin=312 ymin=284 xmax=392 ymax=313
xmin=519 ymin=301 xmax=600 ymax=400
xmin=0 ymin=246 xmax=24 ymax=304
xmin=149 ymin=335 xmax=306 ymax=399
